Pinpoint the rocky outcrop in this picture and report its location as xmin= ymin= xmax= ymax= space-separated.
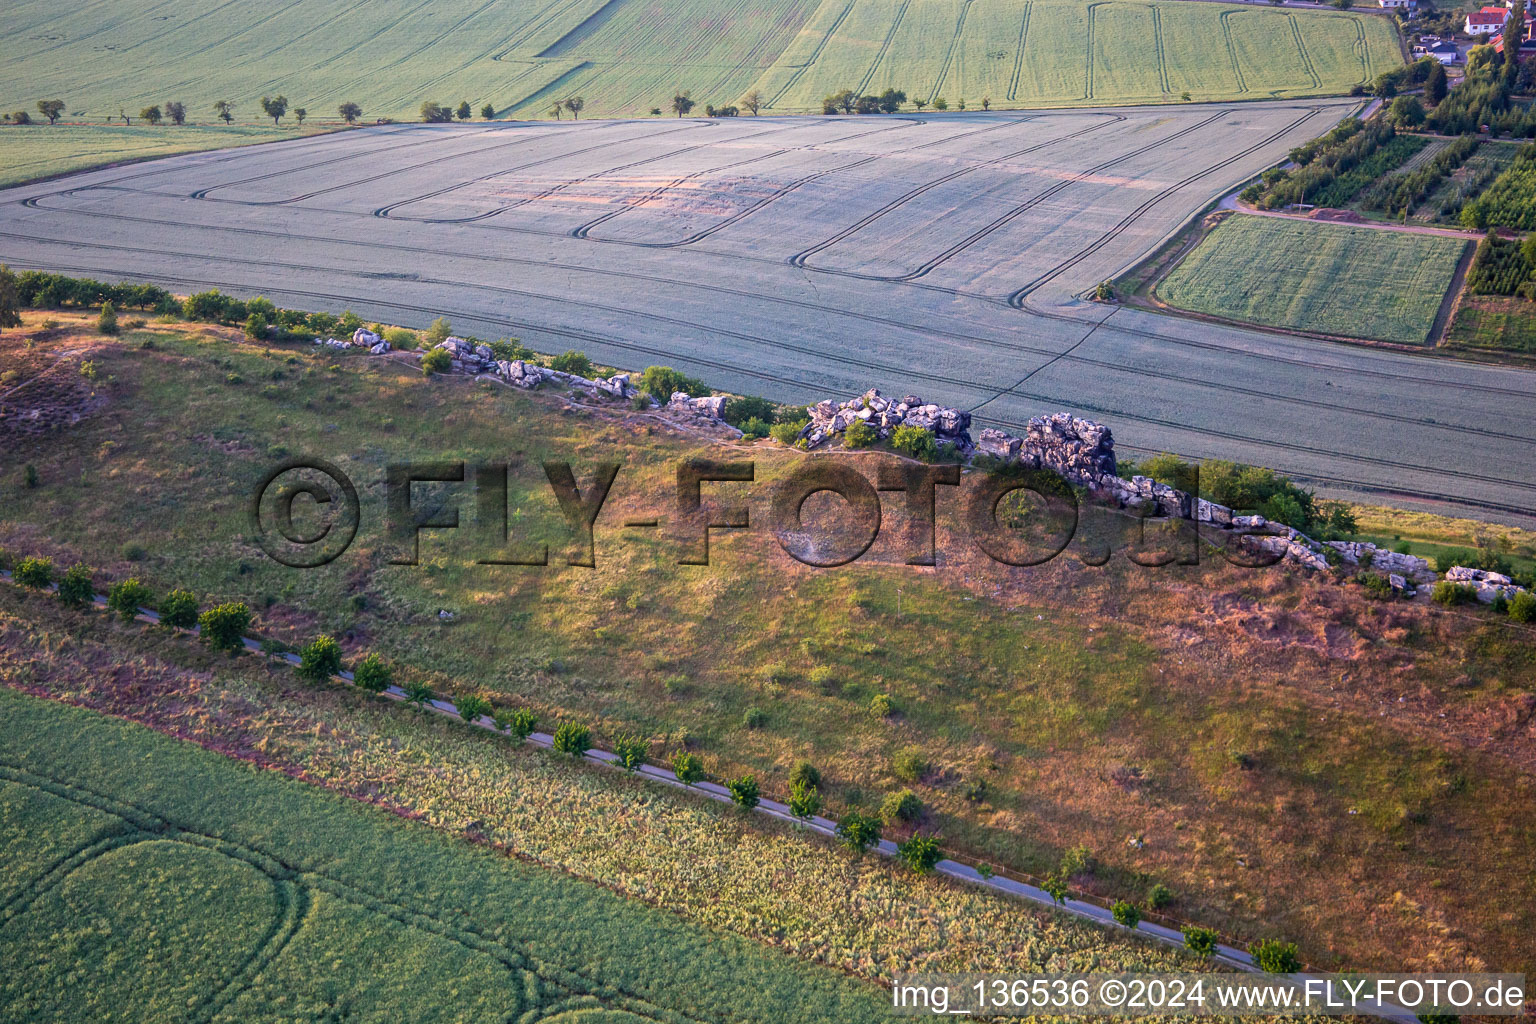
xmin=1445 ymin=566 xmax=1526 ymax=603
xmin=313 ymin=328 xmax=391 ymax=354
xmin=799 ymin=390 xmax=973 ymax=451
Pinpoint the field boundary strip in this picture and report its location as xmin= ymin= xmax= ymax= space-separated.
xmin=0 ymin=566 xmax=1413 ymax=1008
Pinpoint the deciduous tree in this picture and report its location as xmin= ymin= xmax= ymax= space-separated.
xmin=456 ymin=100 xmax=471 ymax=120
xmin=293 ymin=107 xmax=307 ymax=125
xmin=671 ymin=91 xmax=695 ymax=117
xmin=338 ymin=101 xmax=362 ymax=123
xmin=165 ymin=100 xmax=186 ymax=125
xmin=140 ymin=105 xmax=162 ymax=125
xmin=214 ymin=100 xmax=233 ymax=123
xmin=740 ymin=89 xmax=762 ymax=115
xmin=260 ymin=95 xmax=288 ymax=125
xmin=564 ymin=96 xmax=584 ymax=119
xmin=0 ymin=264 xmax=21 ymax=334
xmin=36 ymin=99 xmax=65 ymax=124
xmin=479 ymin=103 xmax=495 ymax=119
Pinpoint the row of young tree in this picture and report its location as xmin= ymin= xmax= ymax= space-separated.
xmin=6 ymin=96 xmax=374 ymax=126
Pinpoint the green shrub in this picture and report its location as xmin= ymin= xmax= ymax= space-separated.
xmin=549 ymin=349 xmax=593 ymax=377
xmin=769 ymin=418 xmax=808 ymax=445
xmin=106 ymin=578 xmax=153 ymax=621
xmin=613 ymin=734 xmax=648 ymax=771
xmin=96 ymin=301 xmax=119 ymax=335
xmin=639 ymin=365 xmax=707 ymax=400
xmin=963 ymin=777 xmax=989 ymax=802
xmin=896 ymin=833 xmax=942 ymax=874
xmin=788 ymin=779 xmax=821 ymax=819
xmin=404 ymin=679 xmax=435 ymax=705
xmin=868 ymin=692 xmax=894 ymax=718
xmin=55 ymin=562 xmax=95 ymax=609
xmin=671 ymin=749 xmax=705 ymax=784
xmin=1060 ymin=844 xmax=1094 ymax=877
xmin=737 ymin=416 xmax=772 ymax=440
xmin=244 ymin=313 xmax=270 ymax=341
xmin=1183 ymin=925 xmax=1219 ymax=957
xmin=1111 ymin=900 xmax=1142 ymax=928
xmin=552 ymin=721 xmax=591 ymax=756
xmin=455 ymin=694 xmax=493 ymax=723
xmin=788 ymin=760 xmax=821 ymax=791
xmin=892 ymin=745 xmax=928 ymax=782
xmin=384 ymin=327 xmax=417 ymax=350
xmin=23 ymin=464 xmax=39 ymax=489
xmin=742 ymin=706 xmax=768 ymax=729
xmin=158 ymin=588 xmax=198 ymax=629
xmin=296 ymin=635 xmax=342 ymax=683
xmin=1356 ymin=572 xmax=1395 ymax=600
xmin=1251 ymin=938 xmax=1302 ymax=974
xmin=727 ymin=773 xmax=760 ymax=809
xmin=842 ymin=419 xmax=875 ymax=448
xmin=891 ymin=424 xmax=937 ymax=460
xmin=495 ymin=707 xmax=538 ymax=739
xmin=722 ymin=395 xmax=775 ymax=428
xmin=1147 ymin=882 xmax=1174 ymax=910
xmin=1042 ymin=874 xmax=1069 ymax=904
xmin=1508 ymin=590 xmax=1536 ymax=622
xmin=807 ymin=665 xmax=834 ymax=689
xmin=836 ymin=811 xmax=882 ymax=852
xmin=198 ymin=602 xmax=251 ymax=653
xmin=13 ymin=555 xmax=55 ymax=590
xmin=1432 ymin=580 xmax=1478 ymax=606
xmin=426 ymin=317 xmax=453 ymax=345
xmin=352 ymin=653 xmax=393 ymax=693
xmin=880 ymin=788 xmax=923 ymax=823
xmin=421 ymin=347 xmax=452 ymax=375
xmin=486 ymin=338 xmax=532 ymax=361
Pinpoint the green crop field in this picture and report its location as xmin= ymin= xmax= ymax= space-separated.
xmin=0 ymin=0 xmax=1400 ymax=125
xmin=0 ymin=687 xmax=890 ymax=1023
xmin=1156 ymin=215 xmax=1466 ymax=345
xmin=0 ymin=123 xmax=333 ymax=189
xmin=1445 ymin=295 xmax=1536 ymax=356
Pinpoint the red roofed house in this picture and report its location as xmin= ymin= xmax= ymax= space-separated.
xmin=1465 ymin=5 xmax=1509 ymax=33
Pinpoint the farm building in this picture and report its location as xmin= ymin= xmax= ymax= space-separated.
xmin=1379 ymin=0 xmax=1417 ymax=13
xmin=1465 ymin=6 xmax=1508 ymax=33
xmin=1424 ymin=40 xmax=1461 ymax=61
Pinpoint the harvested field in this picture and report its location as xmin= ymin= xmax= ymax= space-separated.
xmin=0 ymin=0 xmax=1402 ymax=120
xmin=3 ymin=109 xmax=1536 ymax=522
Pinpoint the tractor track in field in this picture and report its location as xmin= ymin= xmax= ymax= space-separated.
xmin=766 ymin=0 xmax=859 ymax=108
xmin=571 ymin=117 xmax=880 ymax=239
xmin=1221 ymin=11 xmax=1250 ymax=94
xmin=1289 ymin=14 xmax=1322 ymax=89
xmin=0 ymin=760 xmax=707 ymax=1024
xmin=855 ymin=0 xmax=913 ymax=98
xmin=493 ymin=0 xmax=595 ymax=60
xmin=376 ymin=120 xmax=727 ymax=222
xmin=1006 ymin=104 xmax=1331 ymax=304
xmin=794 ymin=110 xmax=1225 ymax=281
xmin=926 ymin=0 xmax=978 ymax=106
xmin=1085 ymin=2 xmax=1102 ymax=99
xmin=1007 ymin=2 xmax=1033 ymax=102
xmin=1152 ymin=5 xmax=1171 ymax=95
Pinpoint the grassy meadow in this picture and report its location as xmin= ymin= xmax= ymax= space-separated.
xmin=0 ymin=687 xmax=892 ymax=1023
xmin=0 ymin=592 xmax=1199 ymax=988
xmin=1156 ymin=214 xmax=1466 ymax=345
xmin=0 ymin=0 xmax=1401 ymax=122
xmin=1 ymin=312 xmax=1534 ymax=977
xmin=1445 ymin=295 xmax=1536 ymax=357
xmin=0 ymin=123 xmax=341 ymax=189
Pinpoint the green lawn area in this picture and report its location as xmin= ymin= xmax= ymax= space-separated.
xmin=0 ymin=687 xmax=889 ymax=1023
xmin=0 ymin=0 xmax=1401 ymax=119
xmin=1443 ymin=294 xmax=1536 ymax=356
xmin=0 ymin=123 xmax=337 ymax=189
xmin=1156 ymin=214 xmax=1467 ymax=345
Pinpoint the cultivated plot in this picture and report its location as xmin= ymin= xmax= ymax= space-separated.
xmin=0 ymin=0 xmax=1402 ymax=120
xmin=0 ymin=688 xmax=888 ymax=1022
xmin=1156 ymin=214 xmax=1468 ymax=346
xmin=3 ymin=108 xmax=1536 ymax=523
